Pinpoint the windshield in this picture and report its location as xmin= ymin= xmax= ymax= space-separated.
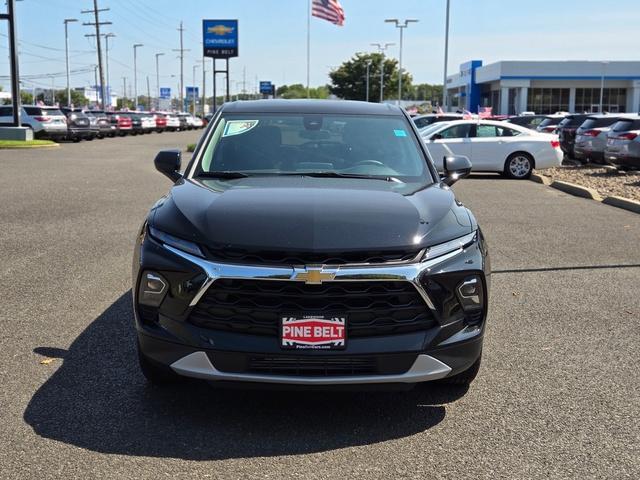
xmin=538 ymin=117 xmax=562 ymax=128
xmin=420 ymin=122 xmax=449 ymax=137
xmin=195 ymin=113 xmax=433 ymax=184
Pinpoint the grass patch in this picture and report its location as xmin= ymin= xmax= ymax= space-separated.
xmin=186 ymin=143 xmax=196 ymax=152
xmin=0 ymin=139 xmax=58 ymax=149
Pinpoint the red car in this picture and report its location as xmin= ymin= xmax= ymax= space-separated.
xmin=153 ymin=113 xmax=167 ymax=133
xmin=107 ymin=112 xmax=133 ymax=136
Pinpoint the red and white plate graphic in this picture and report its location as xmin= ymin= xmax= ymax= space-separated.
xmin=280 ymin=316 xmax=346 ymax=350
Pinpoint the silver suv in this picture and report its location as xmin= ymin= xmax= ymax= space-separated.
xmin=0 ymin=105 xmax=68 ymax=140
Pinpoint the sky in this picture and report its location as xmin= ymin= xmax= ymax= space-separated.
xmin=2 ymin=0 xmax=640 ymax=98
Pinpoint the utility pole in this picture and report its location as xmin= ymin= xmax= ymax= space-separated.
xmin=0 ymin=0 xmax=21 ymax=127
xmin=371 ymin=43 xmax=394 ymax=103
xmin=133 ymin=43 xmax=143 ymax=110
xmin=82 ymin=0 xmax=111 ymax=110
xmin=64 ymin=19 xmax=78 ymax=107
xmin=155 ymin=53 xmax=164 ymax=110
xmin=385 ymin=18 xmax=419 ymax=105
xmin=173 ymin=22 xmax=189 ymax=112
xmin=192 ymin=64 xmax=199 ymax=114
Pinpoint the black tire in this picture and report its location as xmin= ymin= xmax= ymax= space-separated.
xmin=438 ymin=354 xmax=481 ymax=386
xmin=137 ymin=341 xmax=181 ymax=385
xmin=504 ymin=152 xmax=534 ymax=179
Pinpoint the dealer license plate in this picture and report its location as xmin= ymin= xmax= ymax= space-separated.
xmin=281 ymin=315 xmax=346 ymax=350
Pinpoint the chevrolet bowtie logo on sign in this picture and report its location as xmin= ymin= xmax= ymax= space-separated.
xmin=292 ymin=266 xmax=338 ymax=285
xmin=208 ymin=24 xmax=234 ymax=35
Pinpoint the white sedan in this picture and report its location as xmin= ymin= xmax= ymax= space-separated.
xmin=420 ymin=120 xmax=563 ymax=179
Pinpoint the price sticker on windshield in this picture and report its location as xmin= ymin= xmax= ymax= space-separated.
xmin=223 ymin=120 xmax=259 ymax=137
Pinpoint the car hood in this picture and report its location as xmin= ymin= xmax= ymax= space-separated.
xmin=151 ymin=177 xmax=473 ymax=253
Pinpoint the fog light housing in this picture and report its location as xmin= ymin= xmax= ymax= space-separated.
xmin=138 ymin=271 xmax=168 ymax=307
xmin=456 ymin=275 xmax=484 ymax=313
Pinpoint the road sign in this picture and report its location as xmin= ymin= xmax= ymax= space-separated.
xmin=259 ymin=81 xmax=273 ymax=94
xmin=186 ymin=86 xmax=199 ymax=100
xmin=159 ymin=87 xmax=171 ymax=99
xmin=203 ymin=19 xmax=238 ymax=58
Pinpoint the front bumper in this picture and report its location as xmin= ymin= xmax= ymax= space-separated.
xmin=133 ymin=228 xmax=490 ymax=386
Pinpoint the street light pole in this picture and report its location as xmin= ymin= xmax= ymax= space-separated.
xmin=365 ymin=60 xmax=372 ymax=102
xmin=155 ymin=53 xmax=164 ymax=110
xmin=64 ymin=19 xmax=78 ymax=107
xmin=385 ymin=18 xmax=419 ymax=105
xmin=371 ymin=43 xmax=394 ymax=103
xmin=599 ymin=61 xmax=609 ymax=113
xmin=442 ymin=0 xmax=451 ymax=110
xmin=133 ymin=43 xmax=143 ymax=110
xmin=104 ymin=33 xmax=115 ymax=108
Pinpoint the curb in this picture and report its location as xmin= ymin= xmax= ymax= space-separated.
xmin=550 ymin=180 xmax=603 ymax=201
xmin=0 ymin=143 xmax=59 ymax=149
xmin=602 ymin=196 xmax=640 ymax=214
xmin=530 ymin=173 xmax=552 ymax=185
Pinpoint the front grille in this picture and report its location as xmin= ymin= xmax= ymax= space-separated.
xmin=188 ymin=279 xmax=435 ymax=337
xmin=248 ymin=355 xmax=377 ymax=376
xmin=204 ymin=247 xmax=420 ymax=266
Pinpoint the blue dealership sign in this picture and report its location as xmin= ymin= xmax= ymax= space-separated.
xmin=259 ymin=81 xmax=273 ymax=94
xmin=159 ymin=87 xmax=171 ymax=99
xmin=203 ymin=19 xmax=238 ymax=58
xmin=186 ymin=86 xmax=199 ymax=99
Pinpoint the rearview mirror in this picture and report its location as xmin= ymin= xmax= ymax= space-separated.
xmin=154 ymin=149 xmax=182 ymax=182
xmin=441 ymin=155 xmax=472 ymax=186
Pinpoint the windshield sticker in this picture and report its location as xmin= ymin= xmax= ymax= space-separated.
xmin=223 ymin=120 xmax=259 ymax=137
xmin=394 ymin=129 xmax=407 ymax=137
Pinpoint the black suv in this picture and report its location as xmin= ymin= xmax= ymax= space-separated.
xmin=556 ymin=114 xmax=592 ymax=158
xmin=133 ymin=100 xmax=490 ymax=389
xmin=60 ymin=107 xmax=94 ymax=142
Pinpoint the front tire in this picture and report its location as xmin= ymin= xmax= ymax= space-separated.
xmin=504 ymin=152 xmax=534 ymax=179
xmin=137 ymin=341 xmax=180 ymax=385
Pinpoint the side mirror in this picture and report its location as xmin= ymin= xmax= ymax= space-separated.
xmin=154 ymin=149 xmax=182 ymax=182
xmin=441 ymin=155 xmax=472 ymax=186
xmin=431 ymin=133 xmax=443 ymax=141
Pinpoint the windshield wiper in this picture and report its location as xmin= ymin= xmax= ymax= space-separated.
xmin=196 ymin=171 xmax=250 ymax=179
xmin=279 ymin=171 xmax=403 ymax=182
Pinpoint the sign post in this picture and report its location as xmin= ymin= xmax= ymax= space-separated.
xmin=203 ymin=19 xmax=238 ymax=112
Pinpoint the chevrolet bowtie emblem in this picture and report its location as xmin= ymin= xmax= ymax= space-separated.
xmin=292 ymin=266 xmax=338 ymax=284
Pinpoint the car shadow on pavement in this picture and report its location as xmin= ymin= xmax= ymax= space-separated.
xmin=24 ymin=291 xmax=466 ymax=460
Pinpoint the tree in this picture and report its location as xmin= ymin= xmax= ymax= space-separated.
xmin=54 ymin=89 xmax=88 ymax=107
xmin=276 ymin=83 xmax=329 ymax=99
xmin=328 ymin=52 xmax=411 ymax=102
xmin=409 ymin=83 xmax=443 ymax=104
xmin=20 ymin=91 xmax=33 ymax=105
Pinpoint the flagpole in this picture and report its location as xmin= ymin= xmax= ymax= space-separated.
xmin=306 ymin=0 xmax=311 ymax=98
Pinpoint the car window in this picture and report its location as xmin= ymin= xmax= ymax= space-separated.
xmin=475 ymin=125 xmax=497 ymax=138
xmin=0 ymin=106 xmax=12 ymax=116
xmin=439 ymin=124 xmax=471 ymax=139
xmin=24 ymin=107 xmax=42 ymax=116
xmin=197 ymin=113 xmax=433 ymax=185
xmin=497 ymin=126 xmax=520 ymax=137
xmin=413 ymin=117 xmax=433 ymax=129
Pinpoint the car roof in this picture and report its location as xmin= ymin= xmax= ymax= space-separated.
xmin=221 ymin=99 xmax=403 ymax=116
xmin=413 ymin=113 xmax=463 ymax=119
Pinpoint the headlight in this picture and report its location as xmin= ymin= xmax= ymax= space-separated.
xmin=422 ymin=231 xmax=477 ymax=261
xmin=148 ymin=226 xmax=204 ymax=257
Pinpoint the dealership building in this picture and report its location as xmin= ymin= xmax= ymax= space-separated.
xmin=445 ymin=60 xmax=640 ymax=115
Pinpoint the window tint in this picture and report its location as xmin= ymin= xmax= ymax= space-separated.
xmin=24 ymin=107 xmax=42 ymax=115
xmin=0 ymin=106 xmax=12 ymax=116
xmin=439 ymin=124 xmax=471 ymax=139
xmin=612 ymin=119 xmax=640 ymax=131
xmin=475 ymin=125 xmax=497 ymax=137
xmin=413 ymin=117 xmax=433 ymax=129
xmin=581 ymin=117 xmax=621 ymax=129
xmin=538 ymin=117 xmax=563 ymax=128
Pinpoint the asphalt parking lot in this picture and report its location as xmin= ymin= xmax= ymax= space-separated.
xmin=1 ymin=132 xmax=638 ymax=479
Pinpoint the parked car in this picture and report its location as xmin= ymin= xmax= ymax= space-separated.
xmin=83 ymin=110 xmax=113 ymax=138
xmin=164 ymin=113 xmax=181 ymax=132
xmin=152 ymin=113 xmax=167 ymax=133
xmin=421 ymin=119 xmax=562 ymax=179
xmin=203 ymin=113 xmax=214 ymax=126
xmin=506 ymin=114 xmax=550 ymax=130
xmin=60 ymin=107 xmax=94 ymax=142
xmin=604 ymin=116 xmax=640 ymax=169
xmin=106 ymin=112 xmax=132 ymax=136
xmin=413 ymin=113 xmax=464 ymax=130
xmin=176 ymin=113 xmax=189 ymax=131
xmin=536 ymin=114 xmax=566 ymax=134
xmin=139 ymin=113 xmax=156 ymax=134
xmin=134 ymin=99 xmax=489 ymax=388
xmin=191 ymin=115 xmax=204 ymax=128
xmin=0 ymin=105 xmax=67 ymax=140
xmin=555 ymin=114 xmax=592 ymax=158
xmin=573 ymin=114 xmax=634 ymax=164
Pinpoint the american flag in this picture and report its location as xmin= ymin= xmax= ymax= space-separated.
xmin=312 ymin=0 xmax=345 ymax=26
xmin=478 ymin=106 xmax=493 ymax=119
